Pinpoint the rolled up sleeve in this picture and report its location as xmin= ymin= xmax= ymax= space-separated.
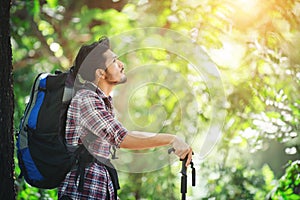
xmin=80 ymin=92 xmax=128 ymax=147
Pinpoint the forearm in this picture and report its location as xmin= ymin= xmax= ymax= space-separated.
xmin=119 ymin=131 xmax=175 ymax=150
xmin=120 ymin=131 xmax=193 ymax=166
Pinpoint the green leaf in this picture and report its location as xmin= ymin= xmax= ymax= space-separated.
xmin=262 ymin=164 xmax=275 ymax=190
xmin=47 ymin=0 xmax=58 ymax=8
xmin=33 ymin=0 xmax=40 ymax=18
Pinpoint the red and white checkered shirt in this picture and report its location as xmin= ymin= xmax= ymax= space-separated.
xmin=58 ymin=84 xmax=128 ymax=200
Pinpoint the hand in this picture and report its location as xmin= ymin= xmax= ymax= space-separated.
xmin=171 ymin=136 xmax=193 ymax=167
xmin=184 ymin=148 xmax=193 ymax=167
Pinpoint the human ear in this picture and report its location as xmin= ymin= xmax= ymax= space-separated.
xmin=96 ymin=68 xmax=105 ymax=79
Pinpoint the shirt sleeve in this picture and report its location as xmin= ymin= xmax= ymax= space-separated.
xmin=80 ymin=91 xmax=128 ymax=147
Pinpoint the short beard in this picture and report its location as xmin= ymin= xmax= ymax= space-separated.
xmin=105 ymin=71 xmax=127 ymax=85
xmin=117 ymin=76 xmax=127 ymax=85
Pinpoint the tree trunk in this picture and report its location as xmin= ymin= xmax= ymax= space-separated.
xmin=0 ymin=0 xmax=16 ymax=199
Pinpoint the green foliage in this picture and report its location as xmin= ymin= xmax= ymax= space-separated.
xmin=119 ymin=166 xmax=177 ymax=200
xmin=46 ymin=0 xmax=58 ymax=9
xmin=11 ymin=0 xmax=300 ymax=199
xmin=198 ymin=160 xmax=272 ymax=200
xmin=16 ymin=182 xmax=57 ymax=200
xmin=268 ymin=160 xmax=300 ymax=200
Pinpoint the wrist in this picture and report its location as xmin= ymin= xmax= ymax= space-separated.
xmin=170 ymin=135 xmax=176 ymax=144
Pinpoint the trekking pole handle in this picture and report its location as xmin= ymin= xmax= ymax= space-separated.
xmin=167 ymin=147 xmax=193 ymax=164
xmin=168 ymin=147 xmax=188 ymax=176
xmin=180 ymin=155 xmax=188 ymax=175
xmin=168 ymin=147 xmax=196 ymax=186
xmin=167 ymin=147 xmax=190 ymax=165
xmin=168 ymin=147 xmax=175 ymax=154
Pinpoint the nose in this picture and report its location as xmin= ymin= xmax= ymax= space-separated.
xmin=118 ymin=60 xmax=124 ymax=68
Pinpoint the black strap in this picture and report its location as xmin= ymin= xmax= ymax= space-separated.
xmin=191 ymin=161 xmax=196 ymax=186
xmin=73 ymin=146 xmax=92 ymax=192
xmin=73 ymin=146 xmax=119 ymax=200
xmin=104 ymin=161 xmax=120 ymax=200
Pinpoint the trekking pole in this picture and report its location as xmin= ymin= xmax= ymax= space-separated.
xmin=168 ymin=148 xmax=196 ymax=200
xmin=180 ymin=155 xmax=188 ymax=200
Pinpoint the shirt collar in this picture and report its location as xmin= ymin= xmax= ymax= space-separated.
xmin=88 ymin=82 xmax=112 ymax=101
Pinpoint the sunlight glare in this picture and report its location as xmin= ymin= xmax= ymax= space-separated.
xmin=208 ymin=38 xmax=246 ymax=69
xmin=229 ymin=0 xmax=262 ymax=28
xmin=235 ymin=0 xmax=258 ymax=13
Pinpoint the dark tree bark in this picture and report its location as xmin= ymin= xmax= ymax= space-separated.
xmin=0 ymin=0 xmax=16 ymax=199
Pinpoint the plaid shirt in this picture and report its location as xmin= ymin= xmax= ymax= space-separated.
xmin=58 ymin=83 xmax=128 ymax=200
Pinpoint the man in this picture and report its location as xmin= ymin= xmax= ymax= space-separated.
xmin=58 ymin=37 xmax=193 ymax=200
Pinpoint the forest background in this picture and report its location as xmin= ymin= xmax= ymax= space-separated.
xmin=1 ymin=0 xmax=300 ymax=199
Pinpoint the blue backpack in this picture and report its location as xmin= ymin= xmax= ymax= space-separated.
xmin=16 ymin=68 xmax=76 ymax=189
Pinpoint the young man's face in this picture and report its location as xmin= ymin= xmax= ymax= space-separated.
xmin=103 ymin=49 xmax=127 ymax=84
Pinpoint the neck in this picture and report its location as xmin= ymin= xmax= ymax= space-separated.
xmin=94 ymin=80 xmax=114 ymax=96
